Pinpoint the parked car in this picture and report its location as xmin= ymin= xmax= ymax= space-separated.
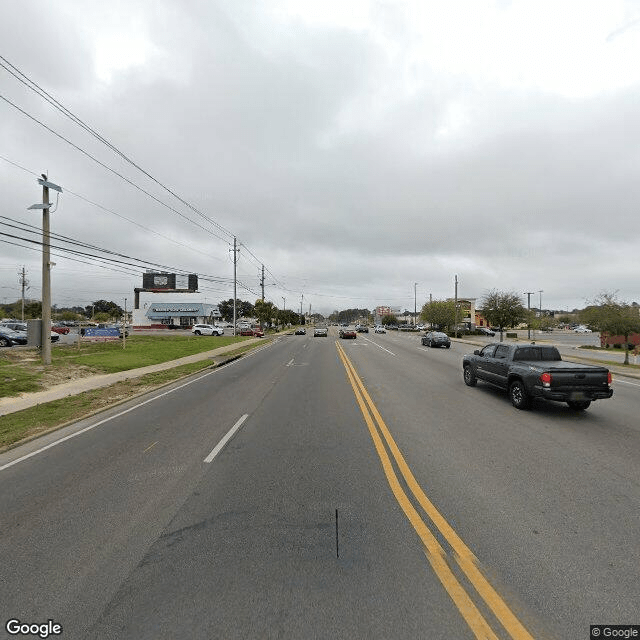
xmin=0 ymin=321 xmax=59 ymax=342
xmin=422 ymin=331 xmax=451 ymax=348
xmin=51 ymin=324 xmax=70 ymax=335
xmin=339 ymin=328 xmax=357 ymax=339
xmin=374 ymin=325 xmax=386 ymax=334
xmin=477 ymin=327 xmax=495 ymax=336
xmin=0 ymin=328 xmax=27 ymax=347
xmin=191 ymin=324 xmax=224 ymax=336
xmin=574 ymin=326 xmax=592 ymax=333
xmin=252 ymin=327 xmax=264 ymax=337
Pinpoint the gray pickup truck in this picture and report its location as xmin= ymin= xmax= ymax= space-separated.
xmin=462 ymin=343 xmax=613 ymax=411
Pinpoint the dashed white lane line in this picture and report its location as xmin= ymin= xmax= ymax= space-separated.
xmin=0 ymin=341 xmax=275 ymax=473
xmin=363 ymin=338 xmax=396 ymax=356
xmin=204 ymin=414 xmax=249 ymax=463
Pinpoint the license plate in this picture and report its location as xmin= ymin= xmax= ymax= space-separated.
xmin=570 ymin=391 xmax=586 ymax=401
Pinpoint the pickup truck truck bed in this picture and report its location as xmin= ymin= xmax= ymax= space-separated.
xmin=462 ymin=343 xmax=613 ymax=411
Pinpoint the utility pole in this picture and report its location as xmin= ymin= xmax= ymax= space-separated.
xmin=538 ymin=290 xmax=543 ymax=317
xmin=260 ymin=265 xmax=265 ymax=302
xmin=123 ymin=298 xmax=127 ymax=349
xmin=454 ymin=274 xmax=458 ymax=339
xmin=281 ymin=296 xmax=285 ymax=328
xmin=28 ymin=175 xmax=62 ymax=365
xmin=41 ymin=179 xmax=51 ymax=364
xmin=231 ymin=237 xmax=239 ymax=336
xmin=414 ymin=282 xmax=417 ymax=326
xmin=525 ymin=292 xmax=534 ymax=340
xmin=18 ymin=266 xmax=28 ymax=322
xmin=300 ymin=293 xmax=304 ymax=325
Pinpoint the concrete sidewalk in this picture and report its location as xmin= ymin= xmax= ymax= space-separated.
xmin=0 ymin=338 xmax=263 ymax=417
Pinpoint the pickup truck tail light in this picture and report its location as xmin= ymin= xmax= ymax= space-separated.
xmin=607 ymin=371 xmax=612 ymax=385
xmin=540 ymin=372 xmax=552 ymax=387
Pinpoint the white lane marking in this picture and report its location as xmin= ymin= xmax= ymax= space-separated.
xmin=204 ymin=414 xmax=249 ymax=463
xmin=364 ymin=338 xmax=396 ymax=356
xmin=286 ymin=358 xmax=294 ymax=367
xmin=0 ymin=340 xmax=275 ymax=473
xmin=614 ymin=378 xmax=640 ymax=387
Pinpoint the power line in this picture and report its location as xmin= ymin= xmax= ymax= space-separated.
xmin=0 ymin=57 xmax=278 ymax=287
xmin=0 ymin=55 xmax=235 ymax=241
xmin=0 ymin=92 xmax=231 ymax=244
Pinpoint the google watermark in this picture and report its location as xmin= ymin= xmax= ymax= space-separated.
xmin=591 ymin=626 xmax=639 ymax=638
xmin=5 ymin=619 xmax=62 ymax=638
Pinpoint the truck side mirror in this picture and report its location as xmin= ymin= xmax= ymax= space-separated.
xmin=474 ymin=350 xmax=480 ymax=355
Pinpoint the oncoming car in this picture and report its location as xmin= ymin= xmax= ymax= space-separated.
xmin=314 ymin=326 xmax=328 ymax=337
xmin=191 ymin=324 xmax=224 ymax=336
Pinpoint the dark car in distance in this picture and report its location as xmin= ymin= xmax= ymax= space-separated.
xmin=422 ymin=331 xmax=451 ymax=348
xmin=339 ymin=328 xmax=357 ymax=339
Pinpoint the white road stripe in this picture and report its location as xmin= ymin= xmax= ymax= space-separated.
xmin=614 ymin=378 xmax=640 ymax=387
xmin=286 ymin=358 xmax=294 ymax=367
xmin=364 ymin=338 xmax=396 ymax=356
xmin=204 ymin=414 xmax=249 ymax=463
xmin=0 ymin=341 xmax=274 ymax=473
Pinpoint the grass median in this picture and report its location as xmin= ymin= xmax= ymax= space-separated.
xmin=0 ymin=334 xmax=253 ymax=397
xmin=0 ymin=339 xmax=264 ymax=450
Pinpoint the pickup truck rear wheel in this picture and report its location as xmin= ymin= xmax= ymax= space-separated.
xmin=463 ymin=365 xmax=477 ymax=387
xmin=567 ymin=400 xmax=591 ymax=411
xmin=509 ymin=380 xmax=531 ymax=410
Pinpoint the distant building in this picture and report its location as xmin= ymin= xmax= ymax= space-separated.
xmin=132 ymin=292 xmax=221 ymax=328
xmin=131 ymin=272 xmax=221 ymax=328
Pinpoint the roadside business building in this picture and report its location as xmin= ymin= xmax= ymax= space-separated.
xmin=132 ymin=292 xmax=221 ymax=329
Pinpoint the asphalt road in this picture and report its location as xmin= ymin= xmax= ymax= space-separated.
xmin=1 ymin=329 xmax=638 ymax=639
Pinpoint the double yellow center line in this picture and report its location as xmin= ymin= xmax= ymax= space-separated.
xmin=336 ymin=341 xmax=535 ymax=640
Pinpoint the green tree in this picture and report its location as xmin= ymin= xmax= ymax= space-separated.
xmin=381 ymin=313 xmax=399 ymax=326
xmin=254 ymin=300 xmax=275 ymax=327
xmin=218 ymin=299 xmax=255 ymax=323
xmin=23 ymin=301 xmax=42 ymax=319
xmin=581 ymin=292 xmax=640 ymax=365
xmin=479 ymin=290 xmax=527 ymax=342
xmin=420 ymin=300 xmax=456 ymax=331
xmin=85 ymin=300 xmax=123 ymax=318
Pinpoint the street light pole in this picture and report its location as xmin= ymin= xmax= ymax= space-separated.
xmin=28 ymin=175 xmax=62 ymax=365
xmin=454 ymin=274 xmax=459 ymax=339
xmin=525 ymin=292 xmax=534 ymax=340
xmin=41 ymin=180 xmax=51 ymax=365
xmin=414 ymin=282 xmax=417 ymax=326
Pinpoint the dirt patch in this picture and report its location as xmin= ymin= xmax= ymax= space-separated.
xmin=1 ymin=348 xmax=101 ymax=396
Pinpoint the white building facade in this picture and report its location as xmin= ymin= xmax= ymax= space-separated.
xmin=132 ymin=291 xmax=221 ymax=328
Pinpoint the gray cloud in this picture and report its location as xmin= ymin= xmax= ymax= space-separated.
xmin=1 ymin=2 xmax=639 ymax=314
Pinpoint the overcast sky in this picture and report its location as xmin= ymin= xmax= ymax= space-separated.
xmin=1 ymin=1 xmax=639 ymax=316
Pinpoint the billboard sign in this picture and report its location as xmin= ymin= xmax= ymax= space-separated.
xmin=142 ymin=273 xmax=198 ymax=291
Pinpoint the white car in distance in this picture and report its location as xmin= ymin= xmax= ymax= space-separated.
xmin=573 ymin=326 xmax=592 ymax=333
xmin=192 ymin=324 xmax=224 ymax=336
